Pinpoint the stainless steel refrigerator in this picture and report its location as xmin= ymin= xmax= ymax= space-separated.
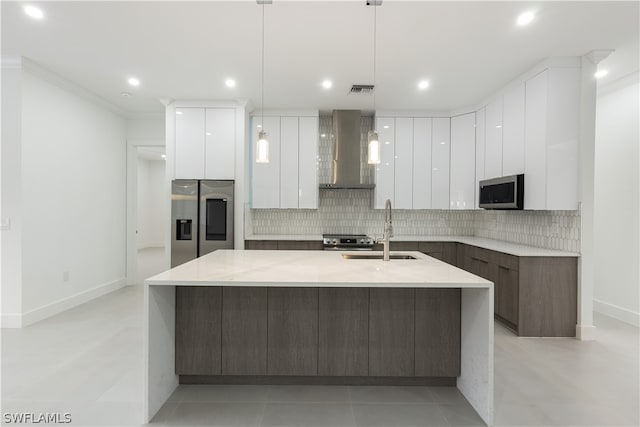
xmin=171 ymin=180 xmax=234 ymax=267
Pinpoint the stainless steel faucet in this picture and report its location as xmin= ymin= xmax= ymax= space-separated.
xmin=378 ymin=199 xmax=393 ymax=261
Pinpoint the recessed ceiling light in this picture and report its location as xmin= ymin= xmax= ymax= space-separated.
xmin=128 ymin=77 xmax=140 ymax=87
xmin=496 ymin=125 xmax=502 ymax=128
xmin=24 ymin=5 xmax=44 ymax=20
xmin=595 ymin=70 xmax=609 ymax=79
xmin=321 ymin=133 xmax=326 ymax=138
xmin=383 ymin=125 xmax=389 ymax=129
xmin=418 ymin=80 xmax=430 ymax=90
xmin=322 ymin=80 xmax=333 ymax=89
xmin=120 ymin=92 xmax=131 ymax=98
xmin=176 ymin=111 xmax=183 ymax=115
xmin=256 ymin=124 xmax=262 ymax=128
xmin=161 ymin=154 xmax=166 ymax=159
xmin=225 ymin=79 xmax=236 ymax=88
xmin=517 ymin=11 xmax=535 ymax=26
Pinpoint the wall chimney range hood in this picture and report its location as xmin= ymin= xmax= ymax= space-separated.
xmin=319 ymin=110 xmax=375 ymax=190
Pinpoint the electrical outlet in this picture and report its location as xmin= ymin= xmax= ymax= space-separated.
xmin=63 ymin=271 xmax=70 ymax=282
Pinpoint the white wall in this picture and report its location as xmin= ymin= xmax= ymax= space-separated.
xmin=1 ymin=60 xmax=24 ymax=327
xmin=127 ymin=116 xmax=165 ymax=141
xmin=594 ymin=73 xmax=640 ymax=326
xmin=20 ymin=69 xmax=127 ymax=318
xmin=137 ymin=158 xmax=166 ymax=249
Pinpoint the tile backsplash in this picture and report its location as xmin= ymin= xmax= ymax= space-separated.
xmin=248 ymin=190 xmax=581 ymax=252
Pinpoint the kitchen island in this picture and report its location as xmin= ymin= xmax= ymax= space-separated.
xmin=144 ymin=250 xmax=494 ymax=425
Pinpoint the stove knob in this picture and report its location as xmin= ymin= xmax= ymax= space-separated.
xmin=332 ymin=239 xmax=337 ymax=244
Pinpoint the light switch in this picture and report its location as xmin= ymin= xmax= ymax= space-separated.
xmin=0 ymin=218 xmax=10 ymax=231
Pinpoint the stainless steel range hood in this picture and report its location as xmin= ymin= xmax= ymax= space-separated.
xmin=319 ymin=110 xmax=375 ymax=189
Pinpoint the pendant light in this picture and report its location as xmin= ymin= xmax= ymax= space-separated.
xmin=255 ymin=0 xmax=270 ymax=163
xmin=367 ymin=1 xmax=381 ymax=165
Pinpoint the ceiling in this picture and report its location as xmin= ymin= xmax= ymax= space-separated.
xmin=2 ymin=1 xmax=638 ymax=115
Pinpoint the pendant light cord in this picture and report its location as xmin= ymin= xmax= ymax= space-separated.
xmin=261 ymin=2 xmax=265 ymax=128
xmin=373 ymin=3 xmax=376 ymax=114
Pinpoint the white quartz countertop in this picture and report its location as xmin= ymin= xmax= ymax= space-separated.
xmin=245 ymin=234 xmax=579 ymax=257
xmin=146 ymin=250 xmax=492 ymax=288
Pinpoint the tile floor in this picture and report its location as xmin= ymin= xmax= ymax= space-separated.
xmin=1 ymin=248 xmax=639 ymax=426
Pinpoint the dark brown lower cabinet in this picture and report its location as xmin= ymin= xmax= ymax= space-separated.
xmin=175 ymin=286 xmax=222 ymax=375
xmin=244 ymin=240 xmax=278 ymax=250
xmin=369 ymin=288 xmax=415 ymax=377
xmin=267 ymin=288 xmax=318 ymax=376
xmin=415 ymin=289 xmax=461 ymax=377
xmin=418 ymin=242 xmax=457 ymax=266
xmin=318 ymin=288 xmax=369 ymax=376
xmin=221 ymin=287 xmax=268 ymax=375
xmin=244 ymin=240 xmax=323 ymax=250
xmin=496 ymin=265 xmax=519 ymax=326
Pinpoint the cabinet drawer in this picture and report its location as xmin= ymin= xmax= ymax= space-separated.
xmin=492 ymin=251 xmax=519 ymax=271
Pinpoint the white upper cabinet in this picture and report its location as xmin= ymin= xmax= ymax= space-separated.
xmin=450 ymin=113 xmax=476 ymax=210
xmin=251 ymin=116 xmax=281 ymax=209
xmin=413 ymin=118 xmax=432 ymax=209
xmin=175 ymin=107 xmax=235 ymax=180
xmin=484 ymin=98 xmax=503 ymax=179
xmin=205 ymin=108 xmax=235 ymax=180
xmin=502 ymin=83 xmax=525 ymax=176
xmin=280 ymin=117 xmax=299 ymax=208
xmin=251 ymin=113 xmax=319 ymax=209
xmin=475 ymin=108 xmax=486 ymax=209
xmin=525 ymin=68 xmax=580 ymax=210
xmin=431 ymin=118 xmax=451 ymax=210
xmin=175 ymin=108 xmax=205 ymax=179
xmin=394 ymin=118 xmax=414 ymax=209
xmin=298 ymin=117 xmax=319 ymax=209
xmin=374 ymin=117 xmax=396 ymax=209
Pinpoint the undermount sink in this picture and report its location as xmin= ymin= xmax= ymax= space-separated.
xmin=342 ymin=253 xmax=418 ymax=260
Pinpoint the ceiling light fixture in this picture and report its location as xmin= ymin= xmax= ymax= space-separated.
xmin=24 ymin=5 xmax=44 ymax=19
xmin=225 ymin=78 xmax=236 ymax=88
xmin=516 ymin=11 xmax=535 ymax=26
xmin=128 ymin=77 xmax=140 ymax=87
xmin=322 ymin=80 xmax=333 ymax=89
xmin=594 ymin=69 xmax=609 ymax=79
xmin=120 ymin=92 xmax=131 ymax=98
xmin=367 ymin=1 xmax=381 ymax=165
xmin=418 ymin=80 xmax=430 ymax=90
xmin=255 ymin=0 xmax=270 ymax=164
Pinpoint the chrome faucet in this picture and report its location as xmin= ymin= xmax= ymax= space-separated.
xmin=378 ymin=199 xmax=393 ymax=261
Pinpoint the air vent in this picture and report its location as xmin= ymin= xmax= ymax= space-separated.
xmin=349 ymin=85 xmax=374 ymax=95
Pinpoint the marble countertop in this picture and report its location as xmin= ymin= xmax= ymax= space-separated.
xmin=244 ymin=234 xmax=579 ymax=257
xmin=145 ymin=249 xmax=492 ymax=288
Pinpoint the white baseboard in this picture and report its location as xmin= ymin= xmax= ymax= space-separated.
xmin=19 ymin=278 xmax=126 ymax=327
xmin=0 ymin=313 xmax=23 ymax=328
xmin=576 ymin=324 xmax=597 ymax=341
xmin=594 ymin=299 xmax=640 ymax=327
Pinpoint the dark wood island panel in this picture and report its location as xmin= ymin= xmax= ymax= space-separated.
xmin=267 ymin=288 xmax=319 ymax=376
xmin=221 ymin=287 xmax=268 ymax=375
xmin=318 ymin=288 xmax=369 ymax=376
xmin=175 ymin=287 xmax=222 ymax=375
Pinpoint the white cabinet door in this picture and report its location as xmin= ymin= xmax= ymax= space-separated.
xmin=394 ymin=118 xmax=414 ymax=209
xmin=374 ymin=117 xmax=396 ymax=209
xmin=502 ymin=83 xmax=525 ymax=175
xmin=298 ymin=116 xmax=319 ymax=209
xmin=205 ymin=108 xmax=235 ymax=180
xmin=475 ymin=108 xmax=486 ymax=209
xmin=450 ymin=113 xmax=476 ymax=210
xmin=431 ymin=118 xmax=450 ymax=209
xmin=175 ymin=108 xmax=205 ymax=179
xmin=413 ymin=118 xmax=432 ymax=209
xmin=251 ymin=116 xmax=281 ymax=209
xmin=546 ymin=68 xmax=580 ymax=210
xmin=484 ymin=98 xmax=503 ymax=179
xmin=280 ymin=117 xmax=299 ymax=208
xmin=524 ymin=70 xmax=548 ymax=210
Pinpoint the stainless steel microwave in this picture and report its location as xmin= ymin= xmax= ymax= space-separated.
xmin=479 ymin=174 xmax=524 ymax=210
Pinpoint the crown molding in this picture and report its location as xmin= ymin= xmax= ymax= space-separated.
xmin=1 ymin=55 xmax=22 ymax=69
xmin=19 ymin=57 xmax=128 ymax=118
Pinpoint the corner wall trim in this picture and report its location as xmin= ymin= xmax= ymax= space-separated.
xmin=19 ymin=278 xmax=126 ymax=327
xmin=594 ymin=299 xmax=640 ymax=327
